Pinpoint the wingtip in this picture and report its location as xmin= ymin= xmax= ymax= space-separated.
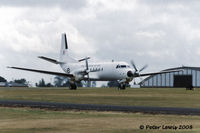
xmin=38 ymin=56 xmax=43 ymax=58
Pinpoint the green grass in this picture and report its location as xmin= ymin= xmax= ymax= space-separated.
xmin=0 ymin=87 xmax=200 ymax=133
xmin=0 ymin=87 xmax=199 ymax=108
xmin=0 ymin=107 xmax=200 ymax=133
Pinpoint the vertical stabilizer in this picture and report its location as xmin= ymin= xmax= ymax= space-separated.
xmin=60 ymin=33 xmax=77 ymax=63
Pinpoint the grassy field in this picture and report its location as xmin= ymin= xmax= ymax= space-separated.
xmin=0 ymin=87 xmax=200 ymax=108
xmin=0 ymin=107 xmax=200 ymax=133
xmin=0 ymin=87 xmax=200 ymax=133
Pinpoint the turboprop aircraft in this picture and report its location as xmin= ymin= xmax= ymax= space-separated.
xmin=8 ymin=33 xmax=182 ymax=90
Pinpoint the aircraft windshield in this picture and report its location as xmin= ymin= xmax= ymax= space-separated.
xmin=116 ymin=65 xmax=130 ymax=68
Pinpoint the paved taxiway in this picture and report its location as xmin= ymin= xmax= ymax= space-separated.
xmin=0 ymin=100 xmax=200 ymax=115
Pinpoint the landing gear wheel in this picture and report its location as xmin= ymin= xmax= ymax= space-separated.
xmin=69 ymin=83 xmax=77 ymax=90
xmin=118 ymin=84 xmax=126 ymax=90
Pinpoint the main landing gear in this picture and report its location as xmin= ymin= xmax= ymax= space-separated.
xmin=118 ymin=84 xmax=126 ymax=90
xmin=69 ymin=83 xmax=77 ymax=90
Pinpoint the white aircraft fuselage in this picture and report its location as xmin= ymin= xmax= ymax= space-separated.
xmin=61 ymin=61 xmax=132 ymax=82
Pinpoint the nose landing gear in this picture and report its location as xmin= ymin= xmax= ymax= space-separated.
xmin=118 ymin=84 xmax=126 ymax=90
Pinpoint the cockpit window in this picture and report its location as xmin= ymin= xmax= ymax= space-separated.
xmin=116 ymin=64 xmax=129 ymax=69
xmin=120 ymin=65 xmax=126 ymax=68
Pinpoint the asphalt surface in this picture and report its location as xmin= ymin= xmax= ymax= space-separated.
xmin=0 ymin=100 xmax=200 ymax=115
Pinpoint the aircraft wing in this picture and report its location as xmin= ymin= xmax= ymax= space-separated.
xmin=139 ymin=69 xmax=183 ymax=77
xmin=8 ymin=66 xmax=74 ymax=77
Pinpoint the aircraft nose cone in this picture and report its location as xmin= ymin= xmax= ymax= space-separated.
xmin=127 ymin=71 xmax=133 ymax=77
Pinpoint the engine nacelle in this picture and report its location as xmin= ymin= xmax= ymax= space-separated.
xmin=72 ymin=71 xmax=85 ymax=81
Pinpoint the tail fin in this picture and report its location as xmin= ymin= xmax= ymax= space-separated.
xmin=60 ymin=33 xmax=77 ymax=63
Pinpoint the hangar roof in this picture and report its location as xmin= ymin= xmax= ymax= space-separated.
xmin=163 ymin=66 xmax=200 ymax=71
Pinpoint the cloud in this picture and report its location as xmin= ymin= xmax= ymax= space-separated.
xmin=1 ymin=0 xmax=200 ymax=86
xmin=0 ymin=0 xmax=87 ymax=10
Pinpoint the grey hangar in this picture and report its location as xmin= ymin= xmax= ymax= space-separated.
xmin=139 ymin=66 xmax=200 ymax=88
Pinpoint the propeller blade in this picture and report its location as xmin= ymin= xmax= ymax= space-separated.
xmin=130 ymin=60 xmax=138 ymax=71
xmin=85 ymin=58 xmax=90 ymax=87
xmin=87 ymin=80 xmax=91 ymax=87
xmin=85 ymin=59 xmax=89 ymax=70
xmin=87 ymin=73 xmax=90 ymax=87
xmin=139 ymin=64 xmax=148 ymax=72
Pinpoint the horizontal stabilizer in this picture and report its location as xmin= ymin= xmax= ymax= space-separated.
xmin=78 ymin=57 xmax=90 ymax=62
xmin=7 ymin=66 xmax=74 ymax=77
xmin=38 ymin=56 xmax=65 ymax=64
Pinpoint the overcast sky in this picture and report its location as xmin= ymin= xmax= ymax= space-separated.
xmin=1 ymin=0 xmax=200 ymax=86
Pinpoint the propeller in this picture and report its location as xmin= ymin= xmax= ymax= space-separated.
xmin=130 ymin=60 xmax=138 ymax=71
xmin=139 ymin=64 xmax=148 ymax=72
xmin=78 ymin=57 xmax=91 ymax=87
xmin=85 ymin=57 xmax=91 ymax=87
xmin=127 ymin=60 xmax=148 ymax=78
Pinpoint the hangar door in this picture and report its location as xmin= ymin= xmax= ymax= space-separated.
xmin=173 ymin=75 xmax=192 ymax=87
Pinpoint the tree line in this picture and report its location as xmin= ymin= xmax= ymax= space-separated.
xmin=0 ymin=76 xmax=130 ymax=87
xmin=36 ymin=76 xmax=96 ymax=87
